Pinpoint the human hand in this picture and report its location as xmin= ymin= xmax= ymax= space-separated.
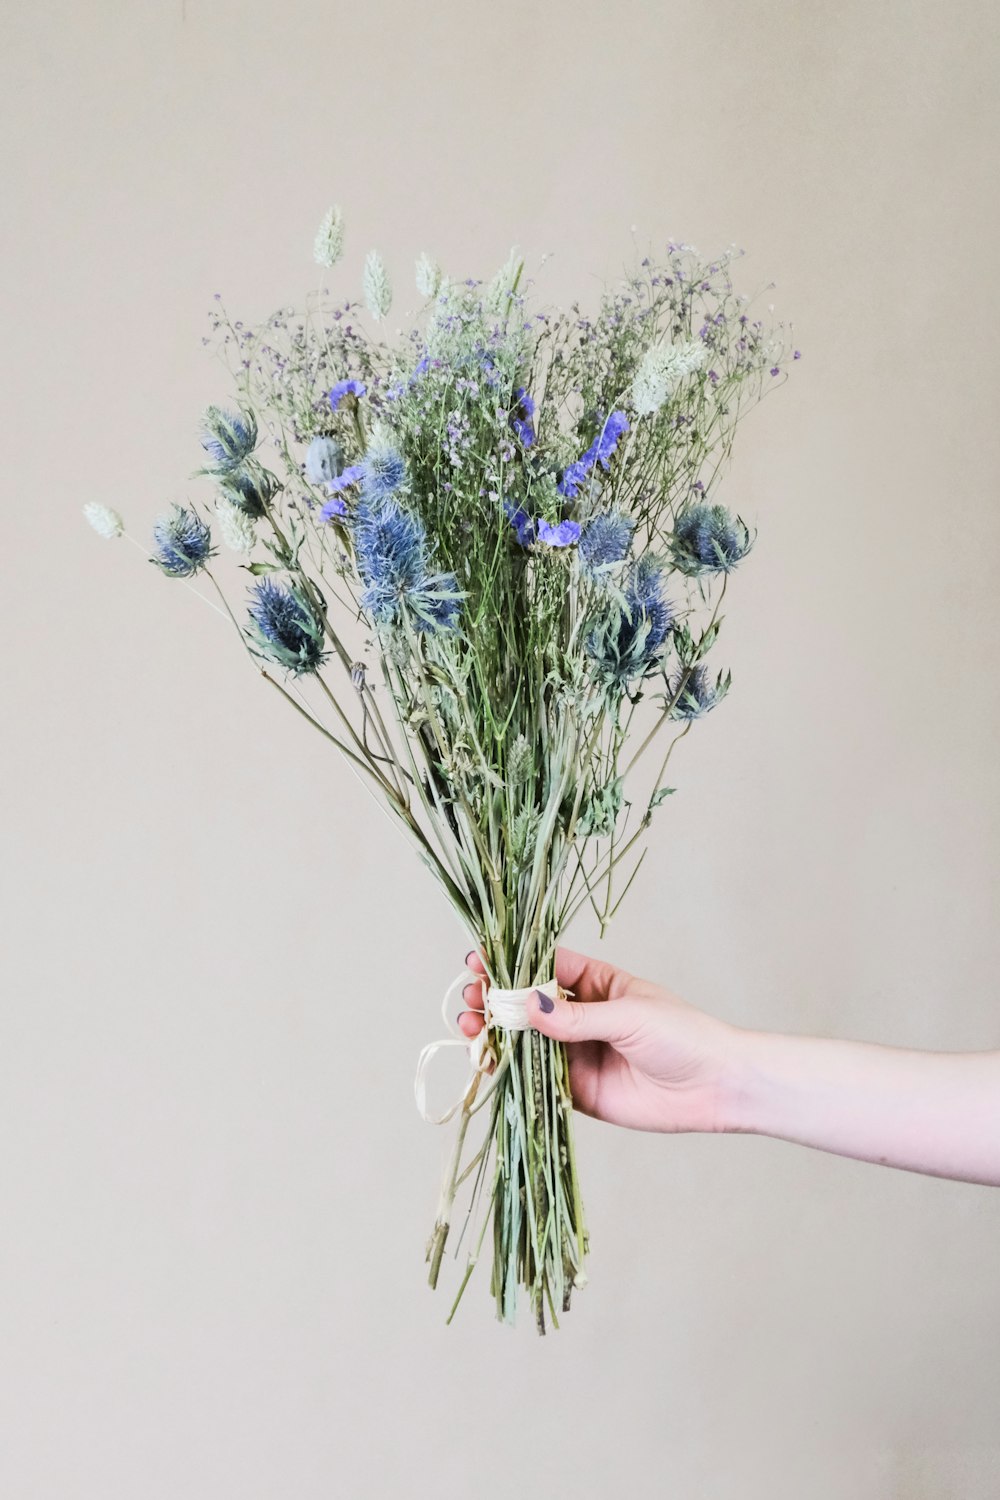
xmin=457 ymin=947 xmax=744 ymax=1134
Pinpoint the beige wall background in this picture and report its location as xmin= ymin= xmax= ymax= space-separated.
xmin=3 ymin=1 xmax=999 ymax=1495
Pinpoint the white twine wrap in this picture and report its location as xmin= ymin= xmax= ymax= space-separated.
xmin=414 ymin=969 xmax=561 ymax=1124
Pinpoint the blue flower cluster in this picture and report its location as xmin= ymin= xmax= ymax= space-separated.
xmin=151 ymin=505 xmax=214 ymax=577
xmin=672 ymin=503 xmax=752 ymax=575
xmin=578 ymin=511 xmax=635 ymax=576
xmin=558 ymin=410 xmax=630 ymax=498
xmin=510 ymin=387 xmax=536 ymax=448
xmin=247 ymin=578 xmax=326 ymax=676
xmin=504 ymin=501 xmax=581 ymax=549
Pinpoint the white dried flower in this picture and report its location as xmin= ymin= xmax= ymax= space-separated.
xmin=215 ymin=494 xmax=256 ymax=553
xmin=484 ymin=246 xmax=523 ymax=315
xmin=313 ymin=205 xmax=345 ymax=269
xmin=415 ymin=252 xmax=442 ymax=299
xmin=362 ymin=250 xmax=392 ymax=321
xmin=629 ymin=338 xmax=708 ymax=416
xmin=83 ymin=502 xmax=124 ymax=540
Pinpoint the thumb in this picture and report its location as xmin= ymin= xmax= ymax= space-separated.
xmin=528 ymin=985 xmax=641 ymax=1046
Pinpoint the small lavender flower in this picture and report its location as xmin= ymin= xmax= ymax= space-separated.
xmin=415 ymin=252 xmax=442 ymax=299
xmin=319 ymin=494 xmax=348 ymax=522
xmin=325 ymin=462 xmax=366 ymax=495
xmin=215 ymin=495 xmax=256 ymax=553
xmin=360 ymin=432 xmax=407 ymax=500
xmin=214 ymin=461 xmax=280 ymax=518
xmin=304 ymin=435 xmax=344 ymax=486
xmin=200 ymin=405 xmax=257 ymax=471
xmin=668 ymin=663 xmax=727 ymax=720
xmin=672 ymin=504 xmax=752 ymax=575
xmin=329 ymin=379 xmax=366 ymax=411
xmin=313 ymin=205 xmax=345 ymax=269
xmin=83 ymin=503 xmax=124 ymax=540
xmin=151 ymin=505 xmax=214 ymax=577
xmin=586 ymin=553 xmax=673 ymax=684
xmin=363 ymin=250 xmax=392 ymax=321
xmin=579 ymin=511 xmax=635 ymax=575
xmin=247 ymin=578 xmax=325 ymax=675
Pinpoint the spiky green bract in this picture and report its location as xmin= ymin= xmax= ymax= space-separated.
xmin=214 ymin=458 xmax=281 ymax=518
xmin=586 ymin=554 xmax=673 ymax=686
xmin=246 ymin=577 xmax=325 ymax=675
xmin=200 ymin=405 xmax=257 ymax=471
xmin=672 ymin=503 xmax=753 ymax=575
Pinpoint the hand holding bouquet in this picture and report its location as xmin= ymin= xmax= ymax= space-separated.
xmin=86 ymin=214 xmax=794 ymax=1329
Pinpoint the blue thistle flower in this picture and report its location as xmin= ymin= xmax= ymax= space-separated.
xmin=360 ymin=436 xmax=407 ymax=501
xmin=586 ymin=553 xmax=673 ymax=685
xmin=558 ymin=410 xmax=630 ymax=498
xmin=215 ymin=460 xmax=280 ymax=518
xmin=579 ymin=511 xmax=636 ymax=575
xmin=672 ymin=503 xmax=752 ymax=575
xmin=329 ymin=379 xmax=367 ymax=411
xmin=246 ymin=578 xmax=325 ymax=675
xmin=305 ymin=436 xmax=345 ymax=486
xmin=668 ymin=663 xmax=728 ymax=719
xmin=200 ymin=405 xmax=257 ymax=471
xmin=151 ymin=505 xmax=214 ymax=577
xmin=353 ymin=498 xmax=462 ymax=633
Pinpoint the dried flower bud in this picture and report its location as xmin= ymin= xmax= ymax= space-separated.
xmin=83 ymin=503 xmax=124 ymax=540
xmin=313 ymin=205 xmax=345 ymax=269
xmin=363 ymin=250 xmax=392 ymax=322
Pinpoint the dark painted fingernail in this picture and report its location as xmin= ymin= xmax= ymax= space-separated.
xmin=535 ymin=989 xmax=555 ymax=1013
xmin=465 ymin=950 xmax=476 ymax=966
xmin=463 ymin=983 xmax=478 ymax=1003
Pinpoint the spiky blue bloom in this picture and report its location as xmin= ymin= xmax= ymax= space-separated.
xmin=672 ymin=503 xmax=752 ymax=575
xmin=558 ymin=410 xmax=630 ymax=497
xmin=510 ymin=387 xmax=535 ymax=448
xmin=360 ymin=437 xmax=407 ymax=501
xmin=329 ymin=379 xmax=366 ymax=411
xmin=579 ymin=511 xmax=635 ymax=574
xmin=200 ymin=406 xmax=257 ymax=471
xmin=151 ymin=505 xmax=214 ymax=577
xmin=305 ymin=436 xmax=344 ymax=486
xmin=246 ymin=578 xmax=325 ymax=676
xmin=215 ymin=460 xmax=280 ymax=518
xmin=353 ymin=498 xmax=462 ymax=633
xmin=668 ymin=663 xmax=725 ymax=719
xmin=586 ymin=554 xmax=673 ymax=684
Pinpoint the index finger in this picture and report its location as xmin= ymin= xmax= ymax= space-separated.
xmin=554 ymin=946 xmax=632 ymax=1005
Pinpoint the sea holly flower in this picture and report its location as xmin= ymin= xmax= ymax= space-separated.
xmin=586 ymin=553 xmax=673 ymax=684
xmin=304 ymin=435 xmax=345 ymax=486
xmin=668 ymin=663 xmax=729 ymax=719
xmin=200 ymin=405 xmax=257 ymax=471
xmin=579 ymin=511 xmax=635 ymax=575
xmin=329 ymin=379 xmax=366 ymax=411
xmin=353 ymin=497 xmax=462 ymax=633
xmin=151 ymin=505 xmax=214 ymax=577
xmin=214 ymin=460 xmax=280 ymax=518
xmin=247 ymin=577 xmax=326 ymax=675
xmin=361 ymin=432 xmax=407 ymax=500
xmin=672 ymin=503 xmax=752 ymax=575
xmin=83 ymin=503 xmax=124 ymax=540
xmin=313 ymin=205 xmax=345 ymax=269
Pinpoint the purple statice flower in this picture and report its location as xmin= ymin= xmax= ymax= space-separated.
xmin=325 ymin=463 xmax=366 ymax=496
xmin=329 ymin=379 xmax=367 ymax=411
xmin=151 ymin=505 xmax=214 ymax=578
xmin=504 ymin=500 xmax=536 ymax=547
xmin=558 ymin=410 xmax=630 ymax=497
xmin=537 ymin=518 xmax=581 ymax=548
xmin=579 ymin=511 xmax=635 ymax=575
xmin=510 ymin=387 xmax=536 ymax=448
xmin=319 ymin=494 xmax=348 ymax=521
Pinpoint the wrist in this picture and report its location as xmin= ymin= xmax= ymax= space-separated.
xmin=717 ymin=1024 xmax=777 ymax=1135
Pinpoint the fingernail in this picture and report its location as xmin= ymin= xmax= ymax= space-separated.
xmin=465 ymin=950 xmax=476 ymax=966
xmin=535 ymin=989 xmax=555 ymax=1014
xmin=463 ymin=983 xmax=478 ymax=1003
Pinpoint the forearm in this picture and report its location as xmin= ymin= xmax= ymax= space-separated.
xmin=726 ymin=1028 xmax=1000 ymax=1185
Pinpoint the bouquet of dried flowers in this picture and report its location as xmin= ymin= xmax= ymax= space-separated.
xmin=86 ymin=209 xmax=795 ymax=1330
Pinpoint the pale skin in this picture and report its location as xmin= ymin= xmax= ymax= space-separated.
xmin=458 ymin=948 xmax=1000 ymax=1187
